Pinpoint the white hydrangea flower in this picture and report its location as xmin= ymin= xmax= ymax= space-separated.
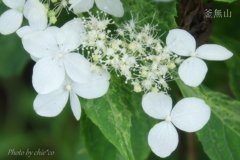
xmin=69 ymin=0 xmax=124 ymax=17
xmin=0 ymin=0 xmax=26 ymax=34
xmin=22 ymin=18 xmax=91 ymax=94
xmin=0 ymin=0 xmax=45 ymax=35
xmin=142 ymin=92 xmax=211 ymax=158
xmin=17 ymin=1 xmax=48 ymax=38
xmin=34 ymin=71 xmax=110 ymax=120
xmin=166 ymin=29 xmax=233 ymax=87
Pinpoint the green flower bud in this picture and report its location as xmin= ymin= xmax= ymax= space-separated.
xmin=48 ymin=10 xmax=56 ymax=18
xmin=49 ymin=16 xmax=57 ymax=24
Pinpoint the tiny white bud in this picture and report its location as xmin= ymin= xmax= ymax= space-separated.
xmin=98 ymin=33 xmax=106 ymax=39
xmin=93 ymin=54 xmax=99 ymax=62
xmin=134 ymin=84 xmax=142 ymax=92
xmin=111 ymin=42 xmax=118 ymax=50
xmin=168 ymin=62 xmax=176 ymax=69
xmin=151 ymin=87 xmax=159 ymax=93
xmin=140 ymin=70 xmax=148 ymax=77
xmin=128 ymin=42 xmax=137 ymax=50
xmin=50 ymin=16 xmax=57 ymax=24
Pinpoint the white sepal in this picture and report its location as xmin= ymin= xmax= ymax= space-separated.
xmin=60 ymin=18 xmax=86 ymax=52
xmin=70 ymin=91 xmax=81 ymax=120
xmin=34 ymin=88 xmax=69 ymax=117
xmin=148 ymin=121 xmax=178 ymax=158
xmin=166 ymin=29 xmax=196 ymax=56
xmin=45 ymin=27 xmax=65 ymax=45
xmin=69 ymin=0 xmax=94 ymax=14
xmin=0 ymin=9 xmax=23 ymax=35
xmin=32 ymin=57 xmax=65 ymax=94
xmin=3 ymin=0 xmax=25 ymax=9
xmin=196 ymin=44 xmax=233 ymax=61
xmin=30 ymin=55 xmax=40 ymax=62
xmin=142 ymin=92 xmax=172 ymax=119
xmin=171 ymin=97 xmax=211 ymax=132
xmin=63 ymin=53 xmax=91 ymax=84
xmin=23 ymin=0 xmax=44 ymax=19
xmin=95 ymin=0 xmax=124 ymax=17
xmin=16 ymin=26 xmax=33 ymax=38
xmin=28 ymin=6 xmax=47 ymax=31
xmin=73 ymin=71 xmax=110 ymax=99
xmin=178 ymin=57 xmax=208 ymax=87
xmin=22 ymin=31 xmax=58 ymax=58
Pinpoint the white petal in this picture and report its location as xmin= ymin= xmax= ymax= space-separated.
xmin=196 ymin=44 xmax=233 ymax=61
xmin=148 ymin=121 xmax=178 ymax=158
xmin=70 ymin=91 xmax=81 ymax=120
xmin=28 ymin=6 xmax=47 ymax=31
xmin=171 ymin=97 xmax=211 ymax=132
xmin=30 ymin=55 xmax=40 ymax=62
xmin=16 ymin=26 xmax=34 ymax=38
xmin=45 ymin=26 xmax=65 ymax=45
xmin=166 ymin=29 xmax=196 ymax=56
xmin=34 ymin=88 xmax=69 ymax=117
xmin=60 ymin=18 xmax=86 ymax=52
xmin=95 ymin=0 xmax=124 ymax=17
xmin=3 ymin=0 xmax=25 ymax=9
xmin=63 ymin=53 xmax=91 ymax=84
xmin=0 ymin=9 xmax=23 ymax=35
xmin=32 ymin=57 xmax=65 ymax=94
xmin=22 ymin=31 xmax=58 ymax=58
xmin=73 ymin=71 xmax=110 ymax=99
xmin=142 ymin=92 xmax=172 ymax=119
xmin=69 ymin=0 xmax=94 ymax=14
xmin=23 ymin=0 xmax=44 ymax=19
xmin=178 ymin=57 xmax=208 ymax=87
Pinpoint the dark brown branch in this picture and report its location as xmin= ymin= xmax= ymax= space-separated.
xmin=177 ymin=0 xmax=215 ymax=47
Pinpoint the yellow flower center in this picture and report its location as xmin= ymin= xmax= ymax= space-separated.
xmin=165 ymin=116 xmax=171 ymax=122
xmin=65 ymin=85 xmax=72 ymax=91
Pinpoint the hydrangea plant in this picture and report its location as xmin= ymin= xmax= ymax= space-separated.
xmin=0 ymin=0 xmax=239 ymax=160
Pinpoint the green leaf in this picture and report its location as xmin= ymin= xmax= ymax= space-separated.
xmin=214 ymin=0 xmax=235 ymax=3
xmin=80 ymin=76 xmax=135 ymax=160
xmin=0 ymin=34 xmax=30 ymax=78
xmin=127 ymin=92 xmax=157 ymax=160
xmin=81 ymin=76 xmax=156 ymax=160
xmin=113 ymin=0 xmax=177 ymax=38
xmin=209 ymin=1 xmax=240 ymax=100
xmin=75 ymin=138 xmax=90 ymax=160
xmin=210 ymin=36 xmax=240 ymax=100
xmin=176 ymin=80 xmax=240 ymax=160
xmin=0 ymin=2 xmax=8 ymax=15
xmin=80 ymin=112 xmax=124 ymax=160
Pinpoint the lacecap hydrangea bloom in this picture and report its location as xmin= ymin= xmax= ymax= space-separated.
xmin=166 ymin=29 xmax=233 ymax=87
xmin=34 ymin=71 xmax=110 ymax=120
xmin=22 ymin=18 xmax=91 ymax=94
xmin=0 ymin=0 xmax=45 ymax=35
xmin=80 ymin=13 xmax=182 ymax=93
xmin=142 ymin=92 xmax=211 ymax=158
xmin=16 ymin=0 xmax=48 ymax=38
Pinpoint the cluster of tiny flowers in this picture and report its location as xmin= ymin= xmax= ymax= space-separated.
xmin=80 ymin=12 xmax=182 ymax=93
